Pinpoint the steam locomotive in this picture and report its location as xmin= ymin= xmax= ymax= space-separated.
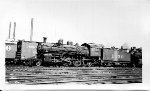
xmin=11 ymin=37 xmax=142 ymax=67
xmin=5 ymin=20 xmax=142 ymax=67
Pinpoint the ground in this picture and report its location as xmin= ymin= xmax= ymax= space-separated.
xmin=6 ymin=65 xmax=142 ymax=85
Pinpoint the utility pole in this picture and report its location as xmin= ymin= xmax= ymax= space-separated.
xmin=30 ymin=18 xmax=34 ymax=41
xmin=13 ymin=22 xmax=16 ymax=41
xmin=8 ymin=22 xmax=11 ymax=39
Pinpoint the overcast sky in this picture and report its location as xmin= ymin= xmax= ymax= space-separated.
xmin=1 ymin=0 xmax=150 ymax=48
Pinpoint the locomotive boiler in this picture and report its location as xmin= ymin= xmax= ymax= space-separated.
xmin=37 ymin=38 xmax=90 ymax=67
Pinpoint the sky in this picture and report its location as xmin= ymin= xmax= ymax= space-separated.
xmin=1 ymin=0 xmax=150 ymax=48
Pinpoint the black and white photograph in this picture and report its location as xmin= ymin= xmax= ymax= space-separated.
xmin=0 ymin=0 xmax=150 ymax=90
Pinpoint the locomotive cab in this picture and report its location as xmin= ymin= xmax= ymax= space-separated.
xmin=81 ymin=43 xmax=103 ymax=66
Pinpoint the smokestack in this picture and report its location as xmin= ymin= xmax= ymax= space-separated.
xmin=8 ymin=22 xmax=11 ymax=39
xmin=43 ymin=37 xmax=47 ymax=43
xmin=30 ymin=18 xmax=33 ymax=41
xmin=13 ymin=22 xmax=16 ymax=40
xmin=58 ymin=38 xmax=63 ymax=45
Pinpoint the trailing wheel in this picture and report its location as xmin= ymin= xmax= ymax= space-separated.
xmin=122 ymin=63 xmax=127 ymax=67
xmin=24 ymin=59 xmax=33 ymax=66
xmin=13 ymin=59 xmax=18 ymax=65
xmin=73 ymin=60 xmax=82 ymax=67
xmin=35 ymin=59 xmax=42 ymax=66
xmin=132 ymin=63 xmax=136 ymax=67
xmin=24 ymin=60 xmax=29 ymax=66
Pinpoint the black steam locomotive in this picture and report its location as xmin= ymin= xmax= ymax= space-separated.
xmin=12 ymin=37 xmax=142 ymax=67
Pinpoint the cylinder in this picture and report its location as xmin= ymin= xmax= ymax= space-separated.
xmin=43 ymin=37 xmax=47 ymax=43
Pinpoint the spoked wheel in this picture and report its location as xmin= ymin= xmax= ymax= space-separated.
xmin=63 ymin=57 xmax=72 ymax=67
xmin=24 ymin=62 xmax=28 ymax=66
xmin=24 ymin=60 xmax=29 ymax=66
xmin=122 ymin=63 xmax=127 ymax=67
xmin=131 ymin=63 xmax=136 ymax=67
xmin=86 ymin=62 xmax=92 ymax=67
xmin=63 ymin=62 xmax=70 ymax=67
xmin=35 ymin=59 xmax=42 ymax=66
xmin=24 ymin=60 xmax=32 ymax=66
xmin=13 ymin=59 xmax=18 ymax=65
xmin=73 ymin=60 xmax=82 ymax=67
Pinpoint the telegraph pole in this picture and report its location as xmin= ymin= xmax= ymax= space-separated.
xmin=8 ymin=22 xmax=11 ymax=39
xmin=13 ymin=22 xmax=16 ymax=40
xmin=30 ymin=18 xmax=34 ymax=41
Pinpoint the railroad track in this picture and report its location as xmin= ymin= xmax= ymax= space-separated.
xmin=6 ymin=65 xmax=142 ymax=85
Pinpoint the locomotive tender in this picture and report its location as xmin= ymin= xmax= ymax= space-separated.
xmin=13 ymin=37 xmax=142 ymax=67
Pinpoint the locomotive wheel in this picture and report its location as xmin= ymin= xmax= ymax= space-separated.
xmin=73 ymin=60 xmax=81 ymax=67
xmin=63 ymin=57 xmax=72 ymax=67
xmin=24 ymin=60 xmax=29 ymax=66
xmin=24 ymin=60 xmax=32 ymax=66
xmin=24 ymin=62 xmax=28 ymax=66
xmin=63 ymin=62 xmax=69 ymax=67
xmin=87 ymin=62 xmax=92 ymax=67
xmin=13 ymin=59 xmax=18 ymax=65
xmin=122 ymin=63 xmax=127 ymax=67
xmin=133 ymin=64 xmax=136 ymax=67
xmin=35 ymin=59 xmax=42 ymax=66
